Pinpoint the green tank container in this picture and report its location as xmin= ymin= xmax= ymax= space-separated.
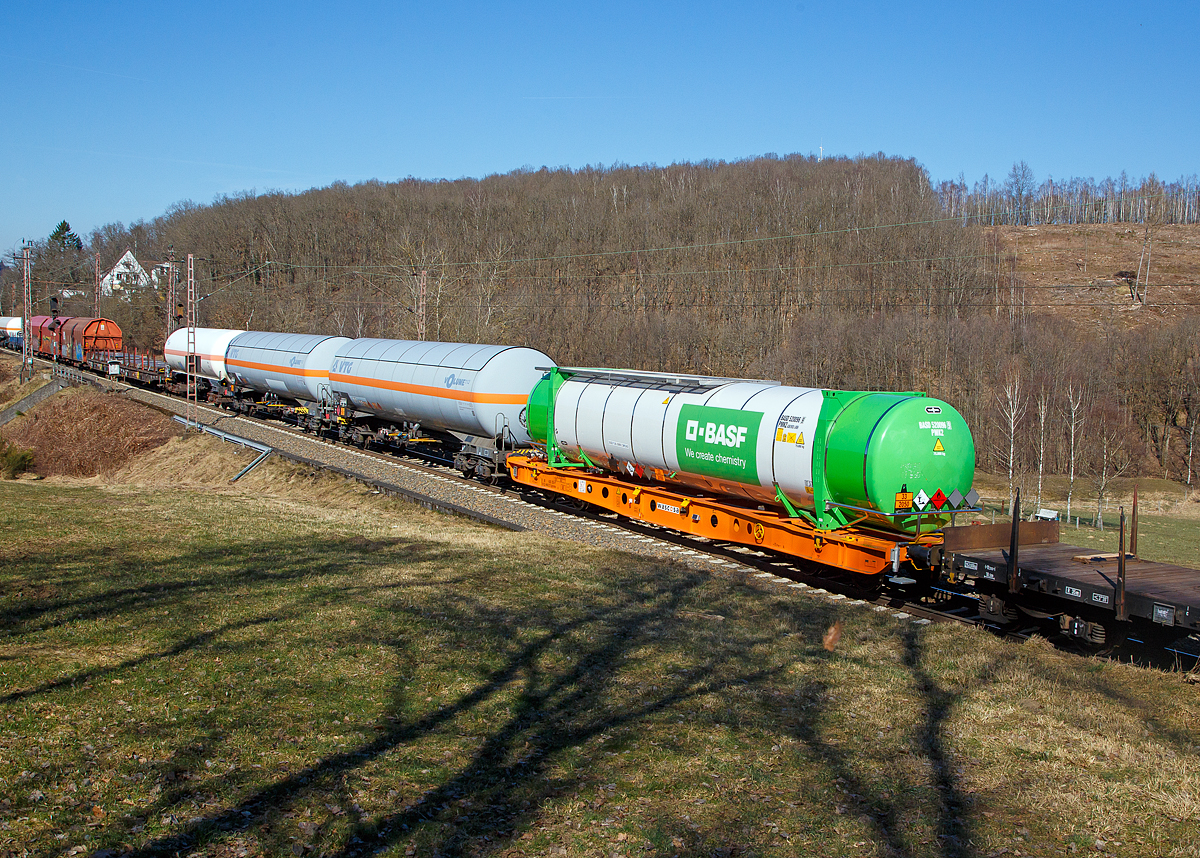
xmin=525 ymin=369 xmax=976 ymax=533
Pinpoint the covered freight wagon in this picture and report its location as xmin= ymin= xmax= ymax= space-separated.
xmin=59 ymin=317 xmax=121 ymax=361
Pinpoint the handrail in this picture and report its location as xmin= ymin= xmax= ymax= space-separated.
xmin=171 ymin=416 xmax=271 ymax=454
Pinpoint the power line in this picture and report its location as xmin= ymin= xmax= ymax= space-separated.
xmin=143 ymin=189 xmax=1193 ymax=274
xmin=8 ymin=189 xmax=1196 ymax=319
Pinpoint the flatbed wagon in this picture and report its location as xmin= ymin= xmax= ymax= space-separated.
xmin=944 ymin=520 xmax=1199 ymax=644
xmin=84 ymin=349 xmax=170 ymax=385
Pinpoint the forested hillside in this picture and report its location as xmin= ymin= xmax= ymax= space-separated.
xmin=5 ymin=154 xmax=1199 ymax=503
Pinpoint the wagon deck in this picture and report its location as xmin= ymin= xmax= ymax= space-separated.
xmin=950 ymin=538 xmax=1200 ymax=633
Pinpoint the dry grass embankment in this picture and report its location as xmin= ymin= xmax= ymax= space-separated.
xmin=0 ymin=386 xmax=181 ymax=478
xmin=0 ymin=354 xmax=53 ymax=414
xmin=1 ymin=434 xmax=1198 ymax=858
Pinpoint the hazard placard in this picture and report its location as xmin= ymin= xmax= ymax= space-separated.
xmin=894 ymin=490 xmax=913 ymax=512
xmin=933 ymin=438 xmax=945 ymax=453
xmin=931 ymin=488 xmax=948 ymax=510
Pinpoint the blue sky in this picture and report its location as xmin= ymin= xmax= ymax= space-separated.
xmin=2 ymin=1 xmax=1197 ymax=256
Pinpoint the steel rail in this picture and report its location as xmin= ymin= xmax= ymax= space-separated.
xmin=17 ymin=351 xmax=1199 ymax=668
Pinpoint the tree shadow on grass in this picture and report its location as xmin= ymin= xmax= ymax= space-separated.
xmin=0 ymin=534 xmax=464 ymax=644
xmin=772 ymin=617 xmax=1010 ymax=858
xmin=6 ymin=529 xmax=1013 ymax=858
xmin=81 ymin=556 xmax=798 ymax=858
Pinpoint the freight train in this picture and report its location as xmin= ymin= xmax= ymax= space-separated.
xmin=0 ymin=316 xmax=25 ymax=351
xmin=156 ymin=327 xmax=1200 ymax=650
xmin=10 ymin=322 xmax=1196 ymax=650
xmin=162 ymin=327 xmax=975 ymax=533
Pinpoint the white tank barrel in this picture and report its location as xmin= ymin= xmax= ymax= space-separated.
xmin=225 ymin=331 xmax=351 ymax=404
xmin=550 ymin=371 xmax=821 ymax=508
xmin=329 ymin=338 xmax=554 ymax=444
xmin=164 ymin=328 xmax=246 ymax=381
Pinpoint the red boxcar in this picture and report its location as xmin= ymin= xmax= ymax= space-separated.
xmin=60 ymin=317 xmax=122 ymax=362
xmin=27 ymin=315 xmax=121 ymax=363
xmin=29 ymin=315 xmax=63 ymax=357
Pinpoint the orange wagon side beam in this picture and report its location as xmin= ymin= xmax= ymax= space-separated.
xmin=506 ymin=455 xmax=935 ymax=576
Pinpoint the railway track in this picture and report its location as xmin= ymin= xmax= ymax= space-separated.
xmin=72 ymin=370 xmax=962 ymax=633
xmin=31 ymin=360 xmax=1200 ymax=667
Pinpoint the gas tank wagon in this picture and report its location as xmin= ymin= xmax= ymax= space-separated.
xmin=525 ymin=367 xmax=975 ymax=534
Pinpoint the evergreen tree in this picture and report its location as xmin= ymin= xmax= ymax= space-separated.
xmin=49 ymin=220 xmax=83 ymax=251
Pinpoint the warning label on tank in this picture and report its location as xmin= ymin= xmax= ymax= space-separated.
xmin=676 ymin=404 xmax=760 ymax=483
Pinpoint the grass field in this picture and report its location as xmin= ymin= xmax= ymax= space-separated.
xmin=2 ymin=444 xmax=1199 ymax=858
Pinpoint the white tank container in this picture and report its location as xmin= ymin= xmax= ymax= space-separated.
xmin=552 ymin=371 xmax=825 ymax=508
xmin=164 ymin=328 xmax=245 ymax=381
xmin=225 ymin=331 xmax=351 ymax=404
xmin=0 ymin=317 xmax=21 ymax=336
xmin=329 ymin=338 xmax=554 ymax=444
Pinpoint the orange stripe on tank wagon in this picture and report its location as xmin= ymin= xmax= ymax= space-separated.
xmin=225 ymin=357 xmax=329 ymax=378
xmin=329 ymin=372 xmax=527 ymax=405
xmin=164 ymin=349 xmax=226 ymax=362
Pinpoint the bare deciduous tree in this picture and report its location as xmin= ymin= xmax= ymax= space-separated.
xmin=1084 ymin=405 xmax=1133 ymax=531
xmin=1034 ymin=385 xmax=1050 ymax=512
xmin=1062 ymin=382 xmax=1089 ymax=521
xmin=995 ymin=368 xmax=1028 ymax=517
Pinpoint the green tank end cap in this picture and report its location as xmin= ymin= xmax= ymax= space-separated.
xmin=824 ymin=394 xmax=975 ymax=533
xmin=525 ymin=374 xmax=553 ymax=443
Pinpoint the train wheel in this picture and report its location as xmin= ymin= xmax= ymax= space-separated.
xmin=1084 ymin=622 xmax=1108 ymax=647
xmin=980 ymin=594 xmax=1019 ymax=626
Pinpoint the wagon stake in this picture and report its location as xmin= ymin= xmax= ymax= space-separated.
xmin=1007 ymin=487 xmax=1021 ymax=595
xmin=1116 ymin=507 xmax=1128 ymax=622
xmin=1130 ymin=485 xmax=1139 ymax=558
